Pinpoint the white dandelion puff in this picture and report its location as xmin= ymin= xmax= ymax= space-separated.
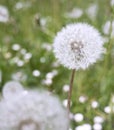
xmin=0 ymin=85 xmax=69 ymax=130
xmin=53 ymin=23 xmax=105 ymax=70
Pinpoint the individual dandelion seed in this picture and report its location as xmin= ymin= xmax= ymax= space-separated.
xmin=0 ymin=83 xmax=69 ymax=130
xmin=53 ymin=23 xmax=105 ymax=111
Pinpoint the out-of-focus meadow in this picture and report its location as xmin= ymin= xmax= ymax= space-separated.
xmin=0 ymin=0 xmax=114 ymax=129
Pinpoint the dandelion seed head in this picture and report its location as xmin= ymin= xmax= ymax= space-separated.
xmin=53 ymin=23 xmax=105 ymax=70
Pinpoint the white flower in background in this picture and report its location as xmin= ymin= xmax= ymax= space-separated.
xmin=74 ymin=113 xmax=84 ymax=122
xmin=91 ymin=101 xmax=99 ymax=108
xmin=104 ymin=106 xmax=111 ymax=113
xmin=17 ymin=60 xmax=24 ymax=67
xmin=42 ymin=70 xmax=58 ymax=86
xmin=12 ymin=44 xmax=21 ymax=51
xmin=110 ymin=0 xmax=114 ymax=6
xmin=93 ymin=123 xmax=102 ymax=130
xmin=2 ymin=81 xmax=24 ymax=100
xmin=75 ymin=124 xmax=92 ymax=130
xmin=102 ymin=21 xmax=114 ymax=37
xmin=24 ymin=53 xmax=32 ymax=60
xmin=0 ymin=82 xmax=69 ymax=130
xmin=86 ymin=4 xmax=98 ymax=21
xmin=32 ymin=70 xmax=41 ymax=77
xmin=20 ymin=49 xmax=27 ymax=55
xmin=15 ymin=2 xmax=31 ymax=10
xmin=65 ymin=8 xmax=83 ymax=19
xmin=53 ymin=23 xmax=105 ymax=70
xmin=42 ymin=43 xmax=52 ymax=51
xmin=46 ymin=71 xmax=57 ymax=79
xmin=93 ymin=116 xmax=104 ymax=124
xmin=79 ymin=95 xmax=87 ymax=103
xmin=42 ymin=78 xmax=52 ymax=86
xmin=63 ymin=84 xmax=70 ymax=92
xmin=0 ymin=5 xmax=9 ymax=23
xmin=40 ymin=57 xmax=46 ymax=63
xmin=63 ymin=99 xmax=72 ymax=108
xmin=12 ymin=71 xmax=27 ymax=82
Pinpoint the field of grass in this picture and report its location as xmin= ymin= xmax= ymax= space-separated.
xmin=0 ymin=0 xmax=114 ymax=130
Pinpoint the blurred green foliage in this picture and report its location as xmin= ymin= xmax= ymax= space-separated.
xmin=0 ymin=0 xmax=114 ymax=129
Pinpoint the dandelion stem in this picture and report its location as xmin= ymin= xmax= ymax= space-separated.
xmin=67 ymin=69 xmax=75 ymax=111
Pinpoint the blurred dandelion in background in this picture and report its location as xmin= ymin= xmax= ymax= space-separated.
xmin=0 ymin=81 xmax=69 ymax=130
